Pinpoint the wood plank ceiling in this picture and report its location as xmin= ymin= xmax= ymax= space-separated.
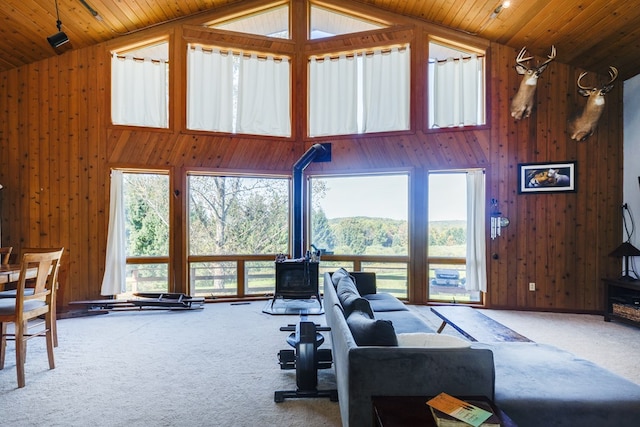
xmin=1 ymin=0 xmax=640 ymax=80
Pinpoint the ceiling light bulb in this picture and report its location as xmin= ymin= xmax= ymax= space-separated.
xmin=503 ymin=1 xmax=511 ymax=8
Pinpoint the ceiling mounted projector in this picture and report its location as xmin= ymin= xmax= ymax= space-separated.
xmin=47 ymin=31 xmax=69 ymax=48
xmin=47 ymin=0 xmax=69 ymax=51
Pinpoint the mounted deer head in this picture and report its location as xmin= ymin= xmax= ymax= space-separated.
xmin=510 ymin=46 xmax=556 ymax=120
xmin=568 ymin=66 xmax=618 ymax=141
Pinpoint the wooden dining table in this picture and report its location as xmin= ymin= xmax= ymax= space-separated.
xmin=0 ymin=264 xmax=37 ymax=290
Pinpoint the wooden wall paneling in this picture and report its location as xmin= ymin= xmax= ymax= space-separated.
xmin=573 ymin=128 xmax=590 ymax=309
xmin=81 ymin=46 xmax=104 ymax=303
xmin=8 ymin=69 xmax=21 ymax=249
xmin=27 ymin=66 xmax=41 ymax=248
xmin=62 ymin=51 xmax=87 ymax=302
xmin=37 ymin=61 xmax=52 ymax=250
xmin=488 ymin=43 xmax=511 ymax=308
xmin=17 ymin=68 xmax=31 ymax=248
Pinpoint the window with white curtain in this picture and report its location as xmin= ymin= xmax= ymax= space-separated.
xmin=187 ymin=44 xmax=291 ymax=137
xmin=428 ymin=41 xmax=486 ymax=129
xmin=308 ymin=45 xmax=410 ymax=137
xmin=111 ymin=42 xmax=169 ymax=128
xmin=427 ymin=170 xmax=485 ymax=303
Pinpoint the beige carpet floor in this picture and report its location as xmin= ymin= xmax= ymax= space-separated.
xmin=1 ymin=302 xmax=639 ymax=426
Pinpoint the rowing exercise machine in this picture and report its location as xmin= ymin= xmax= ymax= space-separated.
xmin=274 ymin=319 xmax=338 ymax=402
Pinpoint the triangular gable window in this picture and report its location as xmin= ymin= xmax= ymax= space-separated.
xmin=310 ymin=4 xmax=385 ymax=39
xmin=210 ymin=4 xmax=289 ymax=39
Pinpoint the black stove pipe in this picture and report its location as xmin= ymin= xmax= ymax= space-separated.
xmin=292 ymin=143 xmax=328 ymax=259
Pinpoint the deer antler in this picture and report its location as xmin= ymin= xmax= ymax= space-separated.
xmin=606 ymin=66 xmax=618 ymax=86
xmin=577 ymin=66 xmax=618 ymax=91
xmin=515 ymin=47 xmax=533 ymax=68
xmin=539 ymin=45 xmax=556 ymax=69
xmin=576 ymin=72 xmax=591 ymax=90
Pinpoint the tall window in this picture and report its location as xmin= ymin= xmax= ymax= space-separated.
xmin=310 ymin=174 xmax=409 ymax=298
xmin=111 ymin=41 xmax=169 ymax=128
xmin=188 ymin=174 xmax=289 ymax=296
xmin=308 ymin=46 xmax=410 ymax=137
xmin=124 ymin=172 xmax=170 ymax=295
xmin=187 ymin=45 xmax=291 ymax=137
xmin=428 ymin=171 xmax=485 ymax=303
xmin=428 ymin=41 xmax=485 ymax=129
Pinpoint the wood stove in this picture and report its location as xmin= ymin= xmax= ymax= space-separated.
xmin=273 ymin=261 xmax=320 ymax=306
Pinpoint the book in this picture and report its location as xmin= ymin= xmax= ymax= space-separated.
xmin=426 ymin=393 xmax=501 ymax=427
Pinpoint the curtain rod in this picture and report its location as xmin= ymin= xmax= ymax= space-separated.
xmin=188 ymin=44 xmax=289 ymax=62
xmin=309 ymin=44 xmax=408 ymax=62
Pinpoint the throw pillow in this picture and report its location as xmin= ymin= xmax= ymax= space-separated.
xmin=346 ymin=310 xmax=398 ymax=346
xmin=396 ymin=332 xmax=471 ymax=348
xmin=343 ymin=295 xmax=375 ymax=318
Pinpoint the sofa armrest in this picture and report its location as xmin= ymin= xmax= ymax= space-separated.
xmin=346 ymin=346 xmax=495 ymax=427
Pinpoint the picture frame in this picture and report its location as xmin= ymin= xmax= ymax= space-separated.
xmin=518 ymin=161 xmax=576 ymax=194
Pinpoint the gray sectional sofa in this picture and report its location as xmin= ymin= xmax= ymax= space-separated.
xmin=324 ymin=268 xmax=640 ymax=427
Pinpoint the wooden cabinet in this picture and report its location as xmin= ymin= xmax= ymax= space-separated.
xmin=603 ymin=278 xmax=640 ymax=325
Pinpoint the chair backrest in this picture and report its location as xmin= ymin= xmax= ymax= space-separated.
xmin=17 ymin=249 xmax=64 ymax=307
xmin=0 ymin=246 xmax=13 ymax=265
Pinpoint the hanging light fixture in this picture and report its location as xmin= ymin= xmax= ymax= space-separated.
xmin=47 ymin=0 xmax=69 ymax=49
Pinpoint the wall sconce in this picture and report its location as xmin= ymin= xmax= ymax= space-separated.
xmin=490 ymin=198 xmax=510 ymax=240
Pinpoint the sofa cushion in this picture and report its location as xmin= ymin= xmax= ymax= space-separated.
xmin=331 ymin=268 xmax=351 ymax=288
xmin=363 ymin=293 xmax=409 ymax=312
xmin=346 ymin=309 xmax=398 ymax=346
xmin=337 ymin=276 xmax=365 ymax=314
xmin=396 ymin=332 xmax=471 ymax=348
xmin=345 ymin=296 xmax=375 ymax=318
xmin=478 ymin=342 xmax=640 ymax=427
xmin=374 ymin=310 xmax=436 ymax=334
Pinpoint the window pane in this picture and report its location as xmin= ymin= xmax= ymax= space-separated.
xmin=428 ymin=41 xmax=485 ymax=128
xmin=111 ymin=42 xmax=169 ymax=128
xmin=190 ymin=261 xmax=237 ymax=297
xmin=188 ymin=175 xmax=289 ymax=255
xmin=361 ymin=261 xmax=408 ymax=299
xmin=123 ymin=173 xmax=169 ymax=257
xmin=311 ymin=174 xmax=408 ymax=256
xmin=245 ymin=260 xmax=275 ymax=296
xmin=428 ymin=172 xmax=466 ymax=257
xmin=126 ymin=263 xmax=168 ymax=294
xmin=308 ymin=46 xmax=410 ymax=137
xmin=428 ymin=172 xmax=480 ymax=303
xmin=210 ymin=4 xmax=289 ymax=39
xmin=428 ymin=262 xmax=478 ymax=303
xmin=187 ymin=46 xmax=291 ymax=137
xmin=310 ymin=5 xmax=385 ymax=39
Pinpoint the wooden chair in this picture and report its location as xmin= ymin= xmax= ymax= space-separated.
xmin=0 ymin=246 xmax=12 ymax=265
xmin=18 ymin=247 xmax=65 ymax=347
xmin=0 ymin=248 xmax=64 ymax=388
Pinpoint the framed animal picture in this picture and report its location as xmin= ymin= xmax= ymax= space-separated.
xmin=518 ymin=161 xmax=576 ymax=194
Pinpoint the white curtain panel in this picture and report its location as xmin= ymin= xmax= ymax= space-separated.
xmin=111 ymin=54 xmax=168 ymax=128
xmin=465 ymin=169 xmax=487 ymax=292
xmin=362 ymin=47 xmax=410 ymax=133
xmin=100 ymin=170 xmax=127 ymax=296
xmin=186 ymin=45 xmax=234 ymax=132
xmin=308 ymin=54 xmax=358 ymax=137
xmin=432 ymin=54 xmax=481 ymax=128
xmin=236 ymin=54 xmax=291 ymax=137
